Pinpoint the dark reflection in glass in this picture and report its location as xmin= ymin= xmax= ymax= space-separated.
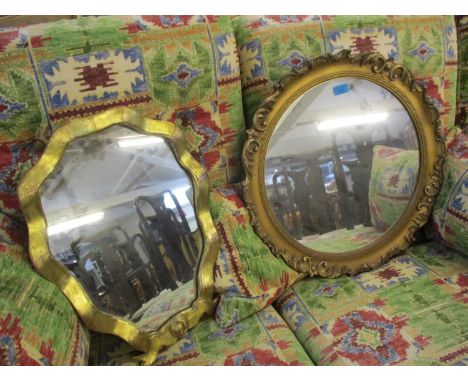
xmin=265 ymin=78 xmax=420 ymax=253
xmin=40 ymin=125 xmax=200 ymax=328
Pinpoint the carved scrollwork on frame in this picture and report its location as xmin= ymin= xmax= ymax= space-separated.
xmin=242 ymin=50 xmax=446 ymax=278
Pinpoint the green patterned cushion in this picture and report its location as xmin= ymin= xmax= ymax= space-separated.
xmin=301 ymin=225 xmax=382 ymax=253
xmin=1 ymin=15 xmax=244 ymax=188
xmin=0 ymin=214 xmax=90 ymax=365
xmin=274 ymin=242 xmax=468 ymax=365
xmin=89 ymin=305 xmax=314 ymax=366
xmin=431 ymin=132 xmax=468 ymax=254
xmin=210 ymin=184 xmax=300 ymax=327
xmin=233 ymin=16 xmax=458 ymax=139
xmin=368 ymin=145 xmax=419 ymax=231
xmin=0 ymin=138 xmax=90 ymax=365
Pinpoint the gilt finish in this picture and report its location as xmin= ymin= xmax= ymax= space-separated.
xmin=18 ymin=107 xmax=219 ymax=365
xmin=242 ymin=50 xmax=446 ymax=278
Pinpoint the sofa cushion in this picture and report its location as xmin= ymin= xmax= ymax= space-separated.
xmin=430 ymin=132 xmax=468 ymax=254
xmin=1 ymin=15 xmax=245 ymax=188
xmin=0 ymin=138 xmax=89 ymax=366
xmin=274 ymin=242 xmax=468 ymax=365
xmin=210 ymin=184 xmax=300 ymax=327
xmin=233 ymin=16 xmax=459 ymax=139
xmin=299 ymin=225 xmax=382 ymax=253
xmin=89 ymin=305 xmax=314 ymax=366
xmin=0 ymin=214 xmax=90 ymax=365
xmin=368 ymin=145 xmax=419 ymax=231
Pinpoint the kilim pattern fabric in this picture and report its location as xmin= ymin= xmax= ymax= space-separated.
xmin=0 ymin=15 xmax=245 ymax=187
xmin=233 ymin=16 xmax=459 ymax=141
xmin=210 ymin=184 xmax=300 ymax=327
xmin=368 ymin=145 xmax=419 ymax=232
xmin=430 ymin=131 xmax=468 ymax=254
xmin=89 ymin=305 xmax=314 ymax=366
xmin=0 ymin=15 xmax=466 ymax=366
xmin=274 ymin=242 xmax=468 ymax=365
xmin=0 ymin=15 xmax=247 ymax=365
xmin=0 ymin=240 xmax=90 ymax=365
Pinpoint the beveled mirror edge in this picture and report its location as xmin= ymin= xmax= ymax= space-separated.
xmin=18 ymin=106 xmax=220 ymax=365
xmin=242 ymin=50 xmax=446 ymax=278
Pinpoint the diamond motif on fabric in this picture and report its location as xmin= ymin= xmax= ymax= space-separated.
xmin=313 ymin=282 xmax=340 ymax=297
xmin=353 ymin=256 xmax=427 ymax=292
xmin=0 ymin=95 xmax=26 ymax=121
xmin=277 ymin=51 xmax=308 ymax=69
xmin=377 ymin=267 xmax=402 ymax=281
xmin=324 ymin=310 xmax=410 ymax=366
xmin=410 ymin=42 xmax=436 ymax=62
xmin=163 ymin=63 xmax=202 ymax=89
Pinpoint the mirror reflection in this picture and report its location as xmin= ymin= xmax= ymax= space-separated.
xmin=40 ymin=125 xmax=200 ymax=330
xmin=265 ymin=78 xmax=420 ymax=253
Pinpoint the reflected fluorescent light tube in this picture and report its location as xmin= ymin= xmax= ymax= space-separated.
xmin=47 ymin=212 xmax=104 ymax=236
xmin=117 ymin=136 xmax=163 ymax=147
xmin=317 ymin=112 xmax=389 ymax=131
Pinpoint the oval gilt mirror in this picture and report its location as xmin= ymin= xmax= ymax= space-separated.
xmin=18 ymin=107 xmax=219 ymax=365
xmin=243 ymin=51 xmax=446 ymax=277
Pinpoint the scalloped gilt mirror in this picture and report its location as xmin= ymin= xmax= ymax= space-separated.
xmin=18 ymin=107 xmax=219 ymax=365
xmin=243 ymin=51 xmax=446 ymax=278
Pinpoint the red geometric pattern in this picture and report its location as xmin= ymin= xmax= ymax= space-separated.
xmin=224 ymin=347 xmax=299 ymax=366
xmin=351 ymin=35 xmax=378 ymax=54
xmin=75 ymin=63 xmax=118 ymax=92
xmin=0 ymin=30 xmax=20 ymax=53
xmin=140 ymin=16 xmax=194 ymax=29
xmin=377 ymin=267 xmax=402 ymax=281
xmin=323 ymin=310 xmax=410 ymax=366
xmin=0 ymin=313 xmax=54 ymax=366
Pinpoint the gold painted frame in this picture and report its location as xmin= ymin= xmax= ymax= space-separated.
xmin=243 ymin=50 xmax=446 ymax=278
xmin=18 ymin=107 xmax=219 ymax=365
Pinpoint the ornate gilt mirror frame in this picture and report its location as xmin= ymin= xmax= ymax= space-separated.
xmin=243 ymin=50 xmax=446 ymax=278
xmin=18 ymin=107 xmax=219 ymax=365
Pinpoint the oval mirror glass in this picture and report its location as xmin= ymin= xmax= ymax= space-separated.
xmin=265 ymin=77 xmax=420 ymax=254
xmin=40 ymin=124 xmax=200 ymax=330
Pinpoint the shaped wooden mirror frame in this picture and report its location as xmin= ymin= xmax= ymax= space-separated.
xmin=18 ymin=107 xmax=219 ymax=365
xmin=242 ymin=50 xmax=446 ymax=278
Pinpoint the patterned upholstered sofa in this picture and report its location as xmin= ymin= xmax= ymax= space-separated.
xmin=0 ymin=15 xmax=466 ymax=366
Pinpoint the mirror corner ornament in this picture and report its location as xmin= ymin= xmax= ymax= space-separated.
xmin=18 ymin=106 xmax=220 ymax=365
xmin=243 ymin=50 xmax=446 ymax=278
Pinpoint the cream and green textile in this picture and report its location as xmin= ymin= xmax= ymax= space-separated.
xmin=275 ymin=242 xmax=468 ymax=365
xmin=89 ymin=305 xmax=314 ymax=366
xmin=431 ymin=131 xmax=468 ymax=254
xmin=368 ymin=145 xmax=419 ymax=231
xmin=233 ymin=16 xmax=459 ymax=140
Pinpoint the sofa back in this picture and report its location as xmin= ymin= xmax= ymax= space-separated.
xmin=0 ymin=15 xmax=466 ymax=365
